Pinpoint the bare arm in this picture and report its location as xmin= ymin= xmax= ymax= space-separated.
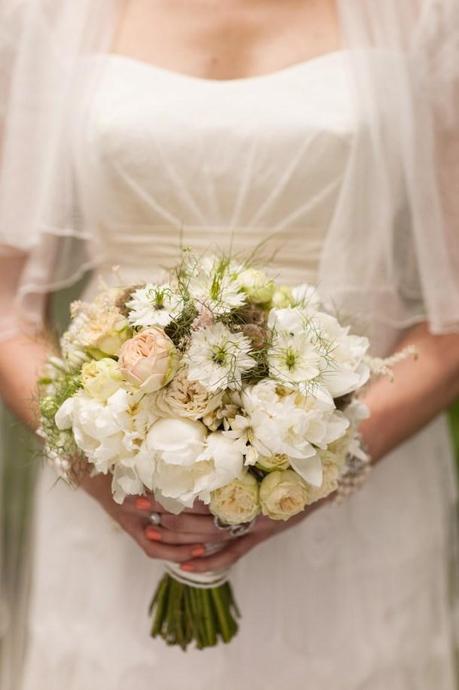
xmin=360 ymin=322 xmax=459 ymax=463
xmin=0 ymin=333 xmax=51 ymax=430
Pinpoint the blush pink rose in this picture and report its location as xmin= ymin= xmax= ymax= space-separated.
xmin=118 ymin=328 xmax=177 ymax=393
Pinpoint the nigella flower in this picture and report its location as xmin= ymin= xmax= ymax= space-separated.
xmin=126 ymin=283 xmax=182 ymax=328
xmin=186 ymin=255 xmax=246 ymax=315
xmin=267 ymin=331 xmax=321 ymax=386
xmin=185 ymin=322 xmax=256 ymax=392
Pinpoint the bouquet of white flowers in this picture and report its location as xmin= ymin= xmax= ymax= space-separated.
xmin=38 ymin=249 xmax=379 ymax=650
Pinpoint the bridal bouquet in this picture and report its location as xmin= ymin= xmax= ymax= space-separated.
xmin=38 ymin=249 xmax=375 ymax=650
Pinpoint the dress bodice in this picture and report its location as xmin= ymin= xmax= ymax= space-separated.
xmin=74 ymin=52 xmax=355 ymax=286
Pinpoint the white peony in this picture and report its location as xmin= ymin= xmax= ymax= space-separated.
xmin=146 ymin=419 xmax=244 ymax=512
xmin=186 ymin=322 xmax=256 ymax=392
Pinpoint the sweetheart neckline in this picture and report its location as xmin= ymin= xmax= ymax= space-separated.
xmin=104 ymin=50 xmax=347 ymax=86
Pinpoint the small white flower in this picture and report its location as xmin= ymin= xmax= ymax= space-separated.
xmin=186 ymin=322 xmax=256 ymax=392
xmin=268 ymin=331 xmax=321 ymax=386
xmin=186 ymin=255 xmax=246 ymax=315
xmin=126 ymin=283 xmax=181 ymax=328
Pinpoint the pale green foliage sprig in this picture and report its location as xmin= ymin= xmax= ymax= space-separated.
xmin=38 ymin=358 xmax=82 ymax=459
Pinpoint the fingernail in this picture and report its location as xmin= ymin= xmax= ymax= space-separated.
xmin=191 ymin=546 xmax=205 ymax=557
xmin=135 ymin=497 xmax=152 ymax=511
xmin=181 ymin=563 xmax=195 ymax=572
xmin=145 ymin=527 xmax=161 ymax=541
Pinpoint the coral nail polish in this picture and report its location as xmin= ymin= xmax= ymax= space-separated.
xmin=145 ymin=527 xmax=161 ymax=541
xmin=191 ymin=546 xmax=205 ymax=557
xmin=135 ymin=497 xmax=152 ymax=511
xmin=181 ymin=563 xmax=195 ymax=572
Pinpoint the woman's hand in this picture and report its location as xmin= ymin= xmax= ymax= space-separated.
xmin=81 ymin=473 xmax=218 ymax=564
xmin=177 ymin=499 xmax=330 ymax=573
xmin=81 ymin=473 xmax=328 ymax=571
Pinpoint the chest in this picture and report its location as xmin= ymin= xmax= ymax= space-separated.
xmin=112 ymin=0 xmax=341 ymax=80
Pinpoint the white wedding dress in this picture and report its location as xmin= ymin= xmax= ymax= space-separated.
xmin=20 ymin=52 xmax=458 ymax=690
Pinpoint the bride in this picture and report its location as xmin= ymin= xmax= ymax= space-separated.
xmin=0 ymin=1 xmax=458 ymax=688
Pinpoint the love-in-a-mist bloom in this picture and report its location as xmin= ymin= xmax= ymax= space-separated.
xmin=186 ymin=322 xmax=256 ymax=392
xmin=126 ymin=283 xmax=182 ymax=327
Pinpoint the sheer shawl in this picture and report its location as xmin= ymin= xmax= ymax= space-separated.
xmin=0 ymin=0 xmax=458 ymax=339
xmin=0 ymin=0 xmax=458 ymax=685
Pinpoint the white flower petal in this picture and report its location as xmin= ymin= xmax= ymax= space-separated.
xmin=290 ymin=453 xmax=323 ymax=487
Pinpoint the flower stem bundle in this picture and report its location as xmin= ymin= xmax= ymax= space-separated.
xmin=149 ymin=575 xmax=239 ymax=650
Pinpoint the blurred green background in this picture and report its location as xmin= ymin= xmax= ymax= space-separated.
xmin=1 ymin=281 xmax=458 ymax=686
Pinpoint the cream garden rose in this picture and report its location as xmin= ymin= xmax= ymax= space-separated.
xmin=154 ymin=367 xmax=223 ymax=420
xmin=259 ymin=469 xmax=310 ymax=520
xmin=119 ymin=327 xmax=177 ymax=394
xmin=210 ymin=471 xmax=260 ymax=525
